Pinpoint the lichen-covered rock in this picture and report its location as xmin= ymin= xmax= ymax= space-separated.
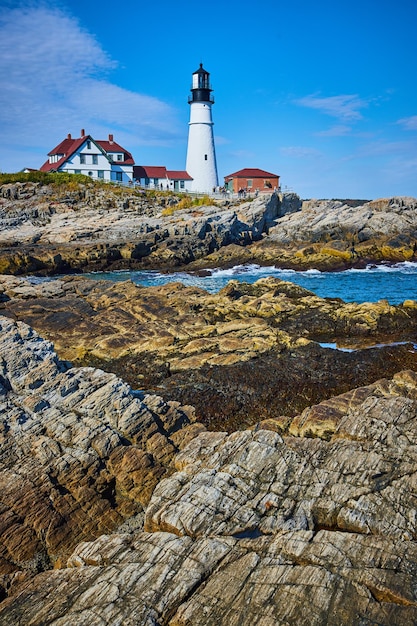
xmin=1 ymin=182 xmax=416 ymax=274
xmin=0 ymin=183 xmax=283 ymax=273
xmin=1 ymin=273 xmax=416 ymax=430
xmin=0 ymin=315 xmax=202 ymax=577
xmin=145 ymin=372 xmax=417 ymax=541
xmin=1 ymin=369 xmax=417 ymax=623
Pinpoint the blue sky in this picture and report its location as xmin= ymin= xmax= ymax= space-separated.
xmin=1 ymin=0 xmax=416 ymax=199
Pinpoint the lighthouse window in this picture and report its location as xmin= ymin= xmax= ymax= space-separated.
xmin=204 ymin=154 xmax=207 ymax=160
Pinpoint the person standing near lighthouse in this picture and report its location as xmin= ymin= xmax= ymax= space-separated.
xmin=185 ymin=64 xmax=219 ymax=193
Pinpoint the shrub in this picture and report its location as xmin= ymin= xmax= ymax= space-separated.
xmin=0 ymin=171 xmax=92 ymax=187
xmin=161 ymin=194 xmax=215 ymax=216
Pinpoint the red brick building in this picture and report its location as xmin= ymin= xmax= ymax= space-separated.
xmin=224 ymin=168 xmax=280 ymax=193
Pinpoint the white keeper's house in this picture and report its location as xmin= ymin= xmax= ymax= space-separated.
xmin=40 ymin=130 xmax=135 ymax=183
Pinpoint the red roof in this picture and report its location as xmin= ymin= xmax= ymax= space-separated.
xmin=40 ymin=134 xmax=134 ymax=171
xmin=133 ymin=167 xmax=193 ymax=180
xmin=97 ymin=141 xmax=134 ymax=165
xmin=224 ymin=168 xmax=279 ymax=180
xmin=166 ymin=170 xmax=193 ymax=180
xmin=133 ymin=166 xmax=167 ymax=178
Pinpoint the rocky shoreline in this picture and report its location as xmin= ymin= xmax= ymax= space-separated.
xmin=0 ymin=315 xmax=417 ymax=624
xmin=1 ymin=273 xmax=417 ymax=432
xmin=1 ymin=179 xmax=417 ymax=623
xmin=1 ymin=181 xmax=417 ymax=275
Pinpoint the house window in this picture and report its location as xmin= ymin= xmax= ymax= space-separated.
xmin=88 ymin=171 xmax=93 ymax=177
xmin=264 ymin=179 xmax=272 ymax=188
xmin=180 ymin=180 xmax=185 ymax=189
xmin=74 ymin=169 xmax=81 ymax=174
xmin=92 ymin=154 xmax=98 ymax=164
xmin=116 ymin=172 xmax=122 ymax=182
xmin=98 ymin=170 xmax=104 ymax=179
xmin=80 ymin=154 xmax=86 ymax=164
xmin=117 ymin=154 xmax=123 ymax=161
xmin=86 ymin=140 xmax=91 ymax=149
xmin=108 ymin=154 xmax=113 ymax=161
xmin=247 ymin=179 xmax=253 ymax=188
xmin=153 ymin=178 xmax=158 ymax=186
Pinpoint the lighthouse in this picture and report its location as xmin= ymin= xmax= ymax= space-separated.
xmin=186 ymin=64 xmax=219 ymax=193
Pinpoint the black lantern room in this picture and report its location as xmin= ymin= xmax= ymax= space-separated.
xmin=188 ymin=64 xmax=215 ymax=104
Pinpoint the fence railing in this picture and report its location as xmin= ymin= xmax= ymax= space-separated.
xmin=110 ymin=179 xmax=282 ymax=201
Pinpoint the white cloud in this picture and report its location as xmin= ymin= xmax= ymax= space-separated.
xmin=315 ymin=125 xmax=352 ymax=137
xmin=0 ymin=4 xmax=180 ymax=170
xmin=397 ymin=116 xmax=417 ymax=130
xmin=294 ymin=94 xmax=368 ymax=121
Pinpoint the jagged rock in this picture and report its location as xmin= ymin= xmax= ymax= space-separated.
xmin=187 ymin=196 xmax=417 ymax=271
xmin=0 ymin=183 xmax=283 ymax=273
xmin=0 ymin=315 xmax=203 ymax=578
xmin=1 ymin=274 xmax=416 ymax=430
xmin=0 ymin=352 xmax=417 ymax=623
xmin=1 ymin=182 xmax=416 ymax=274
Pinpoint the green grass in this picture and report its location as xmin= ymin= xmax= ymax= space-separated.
xmin=0 ymin=171 xmax=94 ymax=187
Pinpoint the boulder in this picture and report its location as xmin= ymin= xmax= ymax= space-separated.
xmin=0 ymin=315 xmax=202 ymax=578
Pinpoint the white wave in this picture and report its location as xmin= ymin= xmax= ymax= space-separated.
xmin=345 ymin=262 xmax=417 ymax=274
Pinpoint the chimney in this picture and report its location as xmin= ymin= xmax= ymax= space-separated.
xmin=108 ymin=134 xmax=114 ymax=143
xmin=81 ymin=129 xmax=85 ymax=137
xmin=67 ymin=133 xmax=72 ymax=140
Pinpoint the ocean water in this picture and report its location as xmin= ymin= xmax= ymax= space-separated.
xmin=82 ymin=261 xmax=417 ymax=305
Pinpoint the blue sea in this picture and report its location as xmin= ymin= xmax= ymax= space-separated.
xmin=81 ymin=261 xmax=417 ymax=305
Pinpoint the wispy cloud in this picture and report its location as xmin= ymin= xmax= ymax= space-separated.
xmin=294 ymin=94 xmax=368 ymax=121
xmin=0 ymin=4 xmax=179 ymax=169
xmin=397 ymin=116 xmax=417 ymax=131
xmin=315 ymin=125 xmax=352 ymax=137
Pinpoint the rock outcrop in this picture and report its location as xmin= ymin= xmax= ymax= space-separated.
xmin=1 ymin=274 xmax=416 ymax=429
xmin=0 ymin=182 xmax=282 ymax=274
xmin=1 ymin=181 xmax=416 ymax=274
xmin=0 ymin=317 xmax=416 ymax=624
xmin=187 ymin=196 xmax=417 ymax=271
xmin=0 ymin=315 xmax=203 ymax=580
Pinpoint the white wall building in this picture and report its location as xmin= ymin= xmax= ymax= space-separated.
xmin=40 ymin=130 xmax=134 ymax=183
xmin=185 ymin=64 xmax=219 ymax=193
xmin=133 ymin=166 xmax=193 ymax=191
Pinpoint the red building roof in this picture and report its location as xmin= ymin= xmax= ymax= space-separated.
xmin=224 ymin=168 xmax=279 ymax=180
xmin=166 ymin=170 xmax=193 ymax=180
xmin=40 ymin=133 xmax=134 ymax=172
xmin=133 ymin=167 xmax=193 ymax=181
xmin=133 ymin=166 xmax=168 ymax=178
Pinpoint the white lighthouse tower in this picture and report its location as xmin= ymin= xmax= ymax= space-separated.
xmin=186 ymin=64 xmax=219 ymax=193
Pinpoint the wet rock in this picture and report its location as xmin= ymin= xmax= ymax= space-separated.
xmin=1 ymin=274 xmax=416 ymax=430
